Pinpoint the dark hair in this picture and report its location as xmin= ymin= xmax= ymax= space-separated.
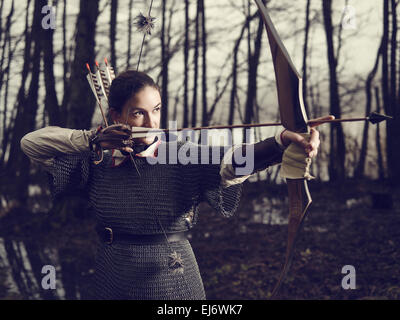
xmin=108 ymin=70 xmax=160 ymax=113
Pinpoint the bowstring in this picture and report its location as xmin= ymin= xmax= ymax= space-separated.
xmin=124 ymin=106 xmax=141 ymax=176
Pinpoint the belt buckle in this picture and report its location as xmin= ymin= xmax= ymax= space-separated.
xmin=104 ymin=227 xmax=113 ymax=244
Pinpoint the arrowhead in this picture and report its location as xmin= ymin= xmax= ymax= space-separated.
xmin=368 ymin=112 xmax=393 ymax=124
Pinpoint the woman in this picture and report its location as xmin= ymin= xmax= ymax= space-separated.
xmin=20 ymin=70 xmax=328 ymax=300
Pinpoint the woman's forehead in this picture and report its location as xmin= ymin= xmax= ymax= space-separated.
xmin=123 ymin=86 xmax=161 ymax=111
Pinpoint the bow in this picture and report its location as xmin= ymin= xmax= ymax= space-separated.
xmin=254 ymin=0 xmax=312 ymax=298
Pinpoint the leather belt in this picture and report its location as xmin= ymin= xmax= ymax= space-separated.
xmin=97 ymin=227 xmax=187 ymax=245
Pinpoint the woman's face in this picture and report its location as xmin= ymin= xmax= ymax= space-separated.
xmin=112 ymin=86 xmax=162 ymax=145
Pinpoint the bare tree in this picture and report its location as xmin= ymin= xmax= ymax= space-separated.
xmin=0 ymin=0 xmax=4 ymax=44
xmin=161 ymin=0 xmax=169 ymax=129
xmin=0 ymin=0 xmax=15 ymax=167
xmin=127 ymin=0 xmax=134 ymax=69
xmin=200 ymin=0 xmax=208 ymax=127
xmin=244 ymin=12 xmax=263 ymax=126
xmin=42 ymin=1 xmax=60 ymax=126
xmin=191 ymin=0 xmax=200 ymax=127
xmin=0 ymin=0 xmax=10 ymax=91
xmin=374 ymin=87 xmax=385 ymax=180
xmin=302 ymin=0 xmax=311 ymax=116
xmin=322 ymin=0 xmax=346 ymax=181
xmin=0 ymin=0 xmax=14 ymax=106
xmin=354 ymin=42 xmax=382 ymax=178
xmin=382 ymin=0 xmax=400 ymax=184
xmin=390 ymin=0 xmax=397 ymax=107
xmin=382 ymin=0 xmax=390 ymax=152
xmin=183 ymin=0 xmax=190 ymax=128
xmin=60 ymin=0 xmax=69 ymax=125
xmin=110 ymin=0 xmax=118 ymax=71
xmin=66 ymin=0 xmax=100 ymax=129
xmin=6 ymin=0 xmax=44 ymax=203
xmin=228 ymin=12 xmax=258 ymax=126
xmin=388 ymin=0 xmax=400 ymax=183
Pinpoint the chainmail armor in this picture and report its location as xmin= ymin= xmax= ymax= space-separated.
xmin=48 ymin=141 xmax=242 ymax=300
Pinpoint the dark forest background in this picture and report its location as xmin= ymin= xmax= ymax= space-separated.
xmin=0 ymin=0 xmax=399 ymax=300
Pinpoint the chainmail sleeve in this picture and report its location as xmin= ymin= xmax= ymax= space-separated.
xmin=48 ymin=152 xmax=92 ymax=199
xmin=199 ymin=145 xmax=243 ymax=218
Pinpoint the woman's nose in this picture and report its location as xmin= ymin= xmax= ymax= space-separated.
xmin=145 ymin=114 xmax=157 ymax=128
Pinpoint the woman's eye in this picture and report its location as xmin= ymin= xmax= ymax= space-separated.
xmin=154 ymin=107 xmax=161 ymax=112
xmin=131 ymin=111 xmax=144 ymax=117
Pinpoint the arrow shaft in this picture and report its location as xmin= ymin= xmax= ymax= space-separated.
xmin=131 ymin=117 xmax=372 ymax=136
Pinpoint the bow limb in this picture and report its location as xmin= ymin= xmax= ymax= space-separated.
xmin=254 ymin=0 xmax=312 ymax=298
xmin=271 ymin=179 xmax=312 ymax=297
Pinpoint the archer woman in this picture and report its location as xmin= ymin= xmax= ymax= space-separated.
xmin=20 ymin=70 xmax=330 ymax=299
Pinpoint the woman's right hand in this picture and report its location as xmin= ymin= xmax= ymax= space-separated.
xmin=92 ymin=123 xmax=134 ymax=153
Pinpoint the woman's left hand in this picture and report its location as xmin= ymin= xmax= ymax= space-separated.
xmin=280 ymin=115 xmax=335 ymax=158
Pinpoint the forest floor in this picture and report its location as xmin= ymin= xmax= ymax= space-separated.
xmin=0 ymin=179 xmax=399 ymax=300
xmin=194 ymin=179 xmax=400 ymax=300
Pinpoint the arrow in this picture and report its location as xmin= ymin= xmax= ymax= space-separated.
xmin=128 ymin=112 xmax=392 ymax=139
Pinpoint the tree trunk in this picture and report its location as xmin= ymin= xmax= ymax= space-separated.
xmin=228 ymin=13 xmax=257 ymax=126
xmin=386 ymin=0 xmax=400 ymax=184
xmin=66 ymin=0 xmax=99 ymax=129
xmin=381 ymin=0 xmax=400 ymax=185
xmin=0 ymin=0 xmax=14 ymax=167
xmin=161 ymin=0 xmax=169 ymax=129
xmin=243 ymin=2 xmax=263 ymax=143
xmin=302 ymin=0 xmax=311 ymax=116
xmin=183 ymin=0 xmax=189 ymax=128
xmin=191 ymin=0 xmax=200 ymax=127
xmin=60 ymin=0 xmax=68 ymax=125
xmin=228 ymin=40 xmax=239 ymax=126
xmin=200 ymin=0 xmax=208 ymax=127
xmin=322 ymin=0 xmax=346 ymax=181
xmin=0 ymin=0 xmax=11 ymax=93
xmin=6 ymin=0 xmax=43 ymax=203
xmin=110 ymin=0 xmax=118 ymax=71
xmin=42 ymin=7 xmax=60 ymax=126
xmin=354 ymin=42 xmax=382 ymax=178
xmin=0 ymin=0 xmax=4 ymax=44
xmin=127 ymin=0 xmax=134 ymax=69
xmin=244 ymin=15 xmax=263 ymax=126
xmin=374 ymin=87 xmax=385 ymax=180
xmin=390 ymin=0 xmax=397 ymax=104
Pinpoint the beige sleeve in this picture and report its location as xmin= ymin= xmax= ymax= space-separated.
xmin=20 ymin=126 xmax=95 ymax=168
xmin=274 ymin=126 xmax=288 ymax=150
xmin=219 ymin=145 xmax=252 ymax=188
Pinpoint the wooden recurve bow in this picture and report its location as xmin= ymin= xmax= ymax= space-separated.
xmin=254 ymin=0 xmax=312 ymax=298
